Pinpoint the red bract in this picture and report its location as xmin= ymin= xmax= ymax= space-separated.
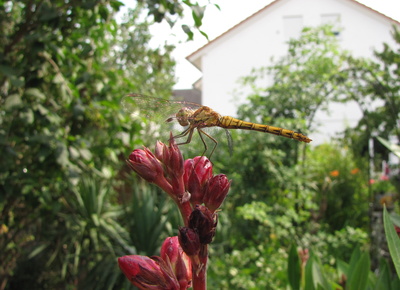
xmin=203 ymin=174 xmax=231 ymax=212
xmin=161 ymin=236 xmax=192 ymax=289
xmin=118 ymin=255 xmax=180 ymax=290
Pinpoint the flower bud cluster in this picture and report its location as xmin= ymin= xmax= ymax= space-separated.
xmin=127 ymin=139 xmax=230 ymax=213
xmin=183 ymin=156 xmax=230 ymax=212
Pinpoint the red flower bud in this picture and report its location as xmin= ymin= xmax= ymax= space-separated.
xmin=203 ymin=174 xmax=230 ymax=211
xmin=168 ymin=135 xmax=184 ymax=176
xmin=178 ymin=227 xmax=201 ymax=256
xmin=127 ymin=148 xmax=172 ymax=194
xmin=118 ymin=255 xmax=179 ymax=289
xmin=183 ymin=156 xmax=213 ymax=205
xmin=188 ymin=205 xmax=218 ymax=244
xmin=161 ymin=236 xmax=192 ymax=289
xmin=127 ymin=148 xmax=163 ymax=183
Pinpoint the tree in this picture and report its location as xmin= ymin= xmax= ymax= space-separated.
xmin=137 ymin=0 xmax=221 ymax=40
xmin=0 ymin=1 xmax=184 ymax=287
xmin=343 ymin=27 xmax=400 ymax=146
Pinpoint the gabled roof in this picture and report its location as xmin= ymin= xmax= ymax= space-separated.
xmin=187 ymin=0 xmax=400 ymax=70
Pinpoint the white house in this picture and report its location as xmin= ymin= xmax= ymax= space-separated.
xmin=184 ymin=0 xmax=400 ymax=144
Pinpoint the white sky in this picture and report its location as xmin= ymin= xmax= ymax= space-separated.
xmin=145 ymin=0 xmax=400 ymax=89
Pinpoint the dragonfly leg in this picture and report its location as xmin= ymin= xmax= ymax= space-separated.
xmin=196 ymin=128 xmax=208 ymax=156
xmin=197 ymin=128 xmax=218 ymax=158
xmin=173 ymin=127 xmax=195 ymax=146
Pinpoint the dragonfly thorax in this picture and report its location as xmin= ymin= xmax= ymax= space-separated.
xmin=176 ymin=107 xmax=195 ymax=127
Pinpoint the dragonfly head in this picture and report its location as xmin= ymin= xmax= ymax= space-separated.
xmin=176 ymin=107 xmax=194 ymax=127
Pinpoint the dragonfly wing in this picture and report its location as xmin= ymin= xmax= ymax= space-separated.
xmin=122 ymin=93 xmax=203 ymax=120
xmin=225 ymin=129 xmax=234 ymax=156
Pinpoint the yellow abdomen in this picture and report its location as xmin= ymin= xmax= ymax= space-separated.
xmin=219 ymin=116 xmax=312 ymax=143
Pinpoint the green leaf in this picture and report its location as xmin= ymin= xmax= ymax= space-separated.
xmin=200 ymin=30 xmax=209 ymax=41
xmin=347 ymin=251 xmax=370 ymax=290
xmin=19 ymin=109 xmax=35 ymax=124
xmin=191 ymin=6 xmax=205 ymax=27
xmin=304 ymin=255 xmax=330 ymax=290
xmin=347 ymin=247 xmax=361 ymax=280
xmin=288 ymin=244 xmax=301 ymax=290
xmin=4 ymin=94 xmax=22 ymax=110
xmin=39 ymin=4 xmax=59 ymax=22
xmin=0 ymin=64 xmax=19 ymax=77
xmin=374 ymin=259 xmax=391 ymax=290
xmin=28 ymin=244 xmax=49 ymax=259
xmin=25 ymin=88 xmax=46 ymax=100
xmin=392 ymin=277 xmax=400 ymax=289
xmin=55 ymin=143 xmax=70 ymax=166
xmin=110 ymin=0 xmax=124 ymax=11
xmin=383 ymin=206 xmax=400 ymax=278
xmin=390 ymin=212 xmax=400 ymax=227
xmin=336 ymin=259 xmax=349 ymax=278
xmin=182 ymin=24 xmax=194 ymax=41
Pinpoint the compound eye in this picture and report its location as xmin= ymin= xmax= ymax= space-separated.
xmin=176 ymin=109 xmax=190 ymax=126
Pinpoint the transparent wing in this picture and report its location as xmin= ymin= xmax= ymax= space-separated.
xmin=225 ymin=129 xmax=234 ymax=156
xmin=121 ymin=93 xmax=203 ymax=122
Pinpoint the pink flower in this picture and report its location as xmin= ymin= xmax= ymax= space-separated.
xmin=161 ymin=237 xmax=192 ymax=289
xmin=118 ymin=255 xmax=179 ymax=289
xmin=380 ymin=175 xmax=390 ymax=181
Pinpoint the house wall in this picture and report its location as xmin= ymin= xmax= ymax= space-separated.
xmin=193 ymin=0 xmax=399 ymax=144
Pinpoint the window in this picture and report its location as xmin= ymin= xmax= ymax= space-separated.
xmin=283 ymin=15 xmax=303 ymax=40
xmin=321 ymin=14 xmax=341 ymax=36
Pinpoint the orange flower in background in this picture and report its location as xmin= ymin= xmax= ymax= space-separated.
xmin=350 ymin=168 xmax=360 ymax=175
xmin=329 ymin=170 xmax=340 ymax=177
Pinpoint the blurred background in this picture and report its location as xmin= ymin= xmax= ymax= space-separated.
xmin=1 ymin=0 xmax=400 ymax=289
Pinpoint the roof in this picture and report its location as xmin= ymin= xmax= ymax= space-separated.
xmin=172 ymin=88 xmax=202 ymax=104
xmin=186 ymin=0 xmax=400 ymax=68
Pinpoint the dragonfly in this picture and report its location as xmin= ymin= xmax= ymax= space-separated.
xmin=122 ymin=94 xmax=312 ymax=157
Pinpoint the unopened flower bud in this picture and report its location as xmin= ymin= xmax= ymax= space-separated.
xmin=161 ymin=236 xmax=192 ymax=289
xmin=183 ymin=156 xmax=212 ymax=205
xmin=127 ymin=148 xmax=173 ymax=196
xmin=188 ymin=205 xmax=218 ymax=244
xmin=127 ymin=148 xmax=163 ymax=183
xmin=178 ymin=227 xmax=201 ymax=256
xmin=203 ymin=174 xmax=231 ymax=211
xmin=118 ymin=255 xmax=179 ymax=289
xmin=168 ymin=135 xmax=184 ymax=176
